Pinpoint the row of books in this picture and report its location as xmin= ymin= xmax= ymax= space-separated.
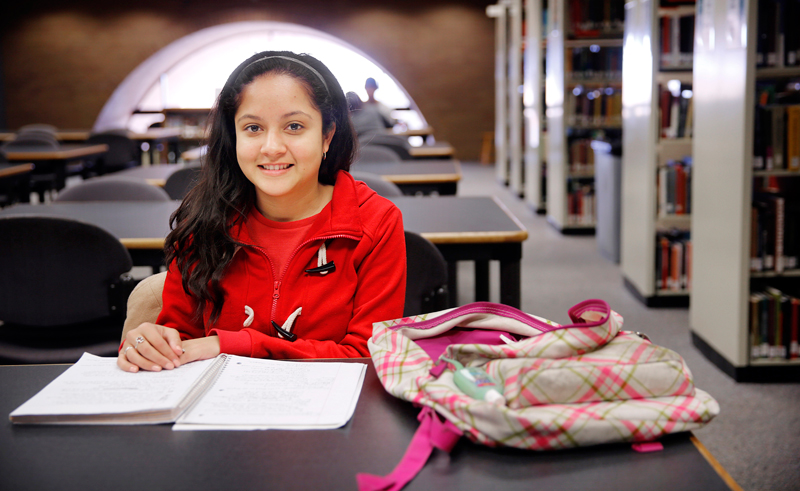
xmin=657 ymin=157 xmax=692 ymax=216
xmin=659 ymin=14 xmax=694 ymax=70
xmin=753 ymin=103 xmax=800 ymax=171
xmin=659 ymin=83 xmax=693 ymax=139
xmin=565 ymin=86 xmax=622 ymax=128
xmin=567 ymin=181 xmax=596 ymax=225
xmin=567 ymin=0 xmax=625 ymax=39
xmin=750 ymin=287 xmax=800 ymax=360
xmin=756 ymin=0 xmax=800 ymax=68
xmin=566 ymin=46 xmax=622 ymax=81
xmin=568 ymin=138 xmax=596 ymax=173
xmin=751 ymin=191 xmax=800 ymax=273
xmin=656 ymin=231 xmax=691 ymax=292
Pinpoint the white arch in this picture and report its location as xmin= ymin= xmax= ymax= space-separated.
xmin=93 ymin=21 xmax=426 ymax=132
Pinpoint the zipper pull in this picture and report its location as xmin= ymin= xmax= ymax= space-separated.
xmin=305 ymin=261 xmax=336 ymax=274
xmin=271 ymin=321 xmax=297 ymax=342
xmin=273 ymin=281 xmax=280 ymax=299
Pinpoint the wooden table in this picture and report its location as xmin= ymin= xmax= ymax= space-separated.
xmin=3 ymin=144 xmax=109 ymax=163
xmin=3 ymin=144 xmax=109 ymax=197
xmin=1 ymin=129 xmax=183 ymax=164
xmin=180 ymin=145 xmax=206 ymax=161
xmin=408 ymin=141 xmax=455 ymax=159
xmin=0 ymin=196 xmax=527 ymax=307
xmin=353 ymin=160 xmax=460 ymax=195
xmin=102 ymin=163 xmax=198 ymax=187
xmin=0 ymin=163 xmax=34 ymax=206
xmin=0 ymin=362 xmax=737 ymax=491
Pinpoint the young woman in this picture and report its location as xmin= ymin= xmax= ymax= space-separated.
xmin=118 ymin=51 xmax=406 ymax=372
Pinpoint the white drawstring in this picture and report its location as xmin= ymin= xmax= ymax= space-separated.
xmin=277 ymin=307 xmax=302 ymax=338
xmin=317 ymin=242 xmax=329 ymax=274
xmin=244 ymin=305 xmax=302 ymax=337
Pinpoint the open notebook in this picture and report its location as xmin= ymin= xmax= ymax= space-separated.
xmin=9 ymin=353 xmax=366 ymax=430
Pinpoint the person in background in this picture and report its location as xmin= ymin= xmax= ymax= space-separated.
xmin=118 ymin=51 xmax=406 ymax=372
xmin=346 ymin=91 xmax=388 ymax=137
xmin=364 ymin=77 xmax=395 ymax=128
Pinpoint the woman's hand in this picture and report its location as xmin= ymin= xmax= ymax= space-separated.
xmin=118 ymin=323 xmax=184 ymax=372
xmin=179 ymin=336 xmax=221 ymax=365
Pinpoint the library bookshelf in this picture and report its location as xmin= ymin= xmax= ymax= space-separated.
xmin=545 ymin=0 xmax=623 ymax=234
xmin=523 ymin=0 xmax=547 ymax=214
xmin=621 ymin=0 xmax=695 ymax=307
xmin=690 ymin=0 xmax=800 ymax=381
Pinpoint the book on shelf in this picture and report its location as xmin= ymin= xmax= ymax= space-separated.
xmin=566 ymin=86 xmax=622 ymax=127
xmin=9 ymin=353 xmax=367 ymax=428
xmin=659 ymin=82 xmax=693 ymax=139
xmin=568 ymin=137 xmax=596 ymax=173
xmin=752 ymin=188 xmax=800 ymax=274
xmin=756 ymin=0 xmax=800 ymax=68
xmin=659 ymin=12 xmax=694 ymax=70
xmin=750 ymin=287 xmax=800 ymax=360
xmin=655 ymin=230 xmax=691 ymax=292
xmin=567 ymin=0 xmax=625 ymax=39
xmin=657 ymin=156 xmax=692 ymax=216
xmin=567 ymin=46 xmax=623 ymax=80
xmin=754 ymin=82 xmax=800 ymax=170
xmin=567 ymin=180 xmax=595 ymax=225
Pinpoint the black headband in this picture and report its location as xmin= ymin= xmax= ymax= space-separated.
xmin=243 ymin=55 xmax=329 ymax=94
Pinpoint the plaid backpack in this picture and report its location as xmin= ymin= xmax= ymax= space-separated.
xmin=357 ymin=300 xmax=719 ymax=491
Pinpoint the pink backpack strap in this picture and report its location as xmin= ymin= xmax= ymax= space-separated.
xmin=356 ymin=406 xmax=462 ymax=491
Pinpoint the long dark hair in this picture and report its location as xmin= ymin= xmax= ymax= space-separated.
xmin=165 ymin=51 xmax=357 ymax=322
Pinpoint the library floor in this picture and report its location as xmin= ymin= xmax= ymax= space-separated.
xmin=456 ymin=161 xmax=800 ymax=491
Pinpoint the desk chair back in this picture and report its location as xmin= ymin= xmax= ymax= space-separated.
xmin=404 ymin=231 xmax=448 ymax=316
xmin=0 ymin=216 xmax=135 ymax=363
xmin=163 ymin=164 xmax=202 ymax=200
xmin=355 ymin=144 xmax=403 ymax=164
xmin=2 ymin=134 xmax=59 ymax=150
xmin=351 ymin=171 xmax=403 ymax=198
xmin=18 ymin=124 xmax=58 ymax=134
xmin=85 ymin=130 xmax=139 ymax=176
xmin=55 ymin=177 xmax=171 ymax=202
xmin=358 ymin=134 xmax=412 ymax=160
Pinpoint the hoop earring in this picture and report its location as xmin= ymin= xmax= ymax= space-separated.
xmin=323 ymin=152 xmax=327 ymax=161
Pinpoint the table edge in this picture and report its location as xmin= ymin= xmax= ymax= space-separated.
xmin=690 ymin=435 xmax=743 ymax=491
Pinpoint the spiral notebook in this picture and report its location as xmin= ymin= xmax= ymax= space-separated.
xmin=9 ymin=353 xmax=366 ymax=430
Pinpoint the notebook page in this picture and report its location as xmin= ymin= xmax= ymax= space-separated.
xmin=174 ymin=356 xmax=367 ymax=430
xmin=10 ymin=353 xmax=217 ymax=422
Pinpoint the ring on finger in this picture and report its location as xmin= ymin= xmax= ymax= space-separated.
xmin=123 ymin=346 xmax=133 ymax=356
xmin=135 ymin=336 xmax=145 ymax=350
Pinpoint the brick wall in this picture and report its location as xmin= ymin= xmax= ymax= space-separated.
xmin=2 ymin=0 xmax=495 ymax=160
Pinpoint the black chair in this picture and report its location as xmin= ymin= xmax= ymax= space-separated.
xmin=404 ymin=231 xmax=448 ymax=316
xmin=163 ymin=164 xmax=202 ymax=200
xmin=0 ymin=216 xmax=136 ymax=364
xmin=358 ymin=133 xmax=413 ymax=160
xmin=351 ymin=171 xmax=403 ymax=198
xmin=18 ymin=124 xmax=58 ymax=134
xmin=84 ymin=130 xmax=140 ymax=177
xmin=355 ymin=144 xmax=403 ymax=164
xmin=55 ymin=176 xmax=171 ymax=202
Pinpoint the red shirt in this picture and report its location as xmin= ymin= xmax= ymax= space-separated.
xmin=245 ymin=207 xmax=318 ymax=279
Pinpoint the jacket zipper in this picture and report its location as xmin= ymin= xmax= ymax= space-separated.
xmin=250 ymin=233 xmax=360 ymax=323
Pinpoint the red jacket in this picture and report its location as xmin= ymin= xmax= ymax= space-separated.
xmin=155 ymin=171 xmax=406 ymax=359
